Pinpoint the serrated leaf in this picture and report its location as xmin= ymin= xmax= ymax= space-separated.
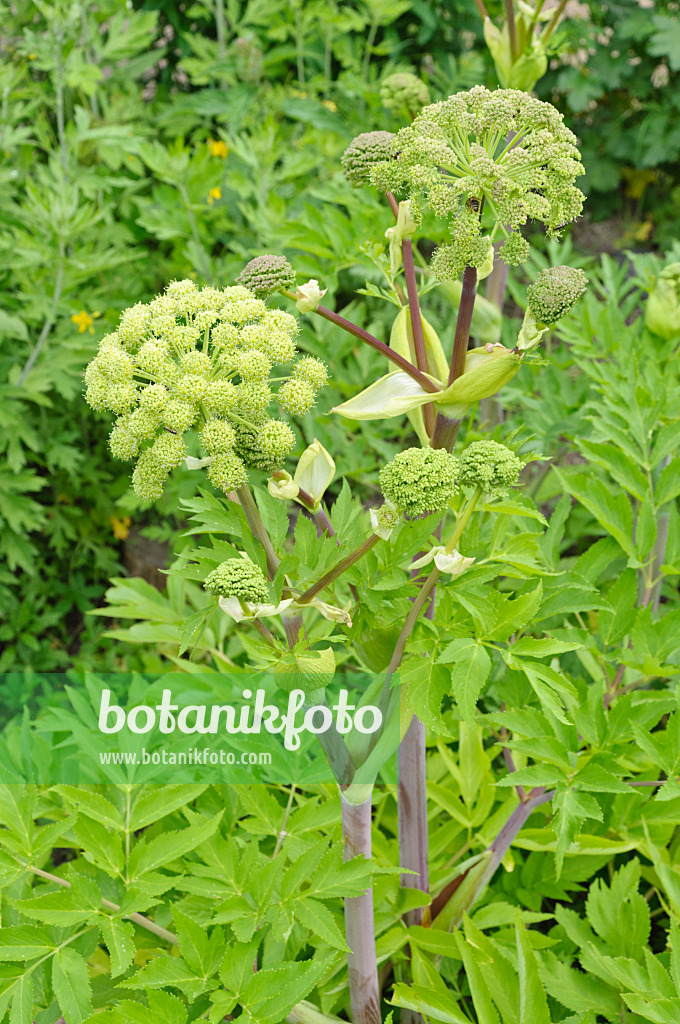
xmin=294 ymin=897 xmax=349 ymax=951
xmin=117 ymin=954 xmax=200 ymax=990
xmin=11 ymin=889 xmax=94 ymax=926
xmin=8 ymin=973 xmax=32 ymax=1024
xmin=53 ymin=947 xmax=93 ymax=1023
xmin=100 ymin=917 xmax=136 ymax=978
xmin=515 ymin=910 xmax=551 ymax=1024
xmin=241 ymin=955 xmax=334 ymax=1024
xmin=128 ymin=812 xmax=222 ymax=879
xmin=656 ymin=457 xmax=680 ymax=506
xmin=554 ymin=469 xmax=634 ymax=555
xmin=438 ymin=639 xmax=491 ymax=726
xmin=0 ymin=926 xmax=54 ymax=960
xmin=391 ymin=983 xmax=470 ymax=1024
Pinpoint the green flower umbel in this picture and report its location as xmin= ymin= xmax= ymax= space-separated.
xmin=204 ymin=558 xmax=269 ymax=603
xmin=458 ymin=441 xmax=522 ymax=497
xmin=379 ymin=447 xmax=458 ymax=517
xmin=84 ymin=279 xmax=328 ymax=502
xmin=527 ymin=266 xmax=588 ymax=326
xmin=370 ymin=86 xmax=585 ymax=279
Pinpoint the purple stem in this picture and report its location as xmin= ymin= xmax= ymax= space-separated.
xmin=341 ymin=793 xmax=381 ymax=1024
xmin=313 ymin=304 xmax=439 ymax=393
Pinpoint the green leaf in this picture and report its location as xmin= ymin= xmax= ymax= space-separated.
xmin=655 ymin=457 xmax=680 ymax=506
xmin=553 ymin=789 xmax=602 ymax=876
xmin=510 ymin=638 xmax=582 ymax=657
xmin=128 ymin=812 xmax=222 ymax=879
xmin=53 ymin=947 xmax=93 ymax=1023
xmin=146 ymin=990 xmax=189 ymax=1023
xmin=635 ymin=498 xmax=657 ymax=561
xmin=515 ymin=910 xmax=551 ymax=1024
xmin=554 ymin=469 xmax=634 ymax=555
xmin=578 ymin=439 xmax=649 ymax=501
xmin=540 ymin=950 xmax=621 ymax=1015
xmin=100 ymin=917 xmax=136 ymax=978
xmin=53 ymin=786 xmax=124 ymax=830
xmin=438 ymin=639 xmax=491 ymax=726
xmin=240 ymin=955 xmax=334 ymax=1024
xmin=11 ymin=889 xmax=94 ymax=926
xmin=478 ymin=585 xmax=543 ymax=642
xmin=391 ymin=983 xmax=470 ymax=1024
xmin=171 ymin=907 xmax=221 ymax=975
xmin=0 ymin=926 xmax=54 ymax=960
xmin=118 ymin=954 xmax=201 ymax=991
xmin=294 ymin=897 xmax=349 ymax=951
xmin=8 ymin=973 xmax=32 ymax=1024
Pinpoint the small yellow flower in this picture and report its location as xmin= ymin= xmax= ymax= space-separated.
xmin=71 ymin=309 xmax=101 ymax=334
xmin=207 ymin=187 xmax=222 ymax=205
xmin=110 ymin=515 xmax=132 ymax=540
xmin=322 ymin=99 xmax=337 ymax=112
xmin=28 ymin=53 xmax=36 ymax=60
xmin=208 ymin=138 xmax=229 ymax=158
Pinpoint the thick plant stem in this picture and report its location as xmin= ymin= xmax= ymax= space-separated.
xmin=341 ymin=787 xmax=381 ymax=1024
xmin=430 ymin=786 xmax=554 ymax=926
xmin=398 ymin=715 xmax=429 ymax=924
xmin=430 ymin=264 xmax=478 ymax=449
xmin=448 ymin=265 xmax=478 ymax=385
xmin=504 ymin=0 xmax=518 ymax=60
xmin=402 ymin=239 xmax=435 ymax=436
xmin=236 ymin=484 xmax=280 ymax=578
xmin=298 ymin=534 xmax=379 ymax=605
xmin=430 ymin=413 xmax=462 ymax=452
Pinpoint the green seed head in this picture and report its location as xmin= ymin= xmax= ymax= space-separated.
xmin=292 ymin=356 xmax=328 ymax=390
xmin=278 ymin=378 xmax=316 ymax=416
xmin=526 ymin=265 xmax=588 ymax=326
xmin=341 ymin=131 xmax=396 ymax=188
xmin=236 ymin=255 xmax=296 ymax=298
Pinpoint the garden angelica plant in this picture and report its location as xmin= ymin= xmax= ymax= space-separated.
xmin=75 ymin=85 xmax=592 ymax=1024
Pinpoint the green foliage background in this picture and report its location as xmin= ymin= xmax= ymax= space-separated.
xmin=4 ymin=2 xmax=680 ymax=1023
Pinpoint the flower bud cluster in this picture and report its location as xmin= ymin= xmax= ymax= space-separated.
xmin=380 ymin=72 xmax=429 ymax=115
xmin=458 ymin=440 xmax=522 ymax=497
xmin=379 ymin=447 xmax=458 ymax=518
xmin=367 ymin=86 xmax=585 ymax=279
xmin=204 ymin=558 xmax=270 ymax=602
xmin=379 ymin=441 xmax=523 ymax=517
xmin=84 ymin=278 xmax=328 ymax=501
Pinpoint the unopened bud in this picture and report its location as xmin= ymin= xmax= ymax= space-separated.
xmin=296 ymin=280 xmax=327 ymax=314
